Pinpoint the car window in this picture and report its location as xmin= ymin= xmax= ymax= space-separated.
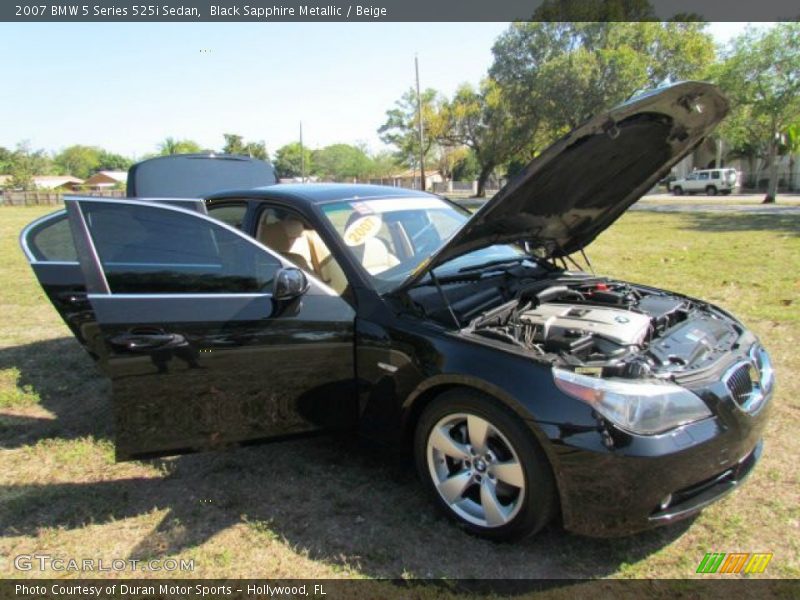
xmin=26 ymin=212 xmax=78 ymax=262
xmin=698 ymin=172 xmax=709 ymax=180
xmin=321 ymin=197 xmax=525 ymax=293
xmin=207 ymin=201 xmax=247 ymax=229
xmin=81 ymin=202 xmax=280 ymax=294
xmin=255 ymin=205 xmax=349 ymax=295
xmin=711 ymin=171 xmax=720 ymax=179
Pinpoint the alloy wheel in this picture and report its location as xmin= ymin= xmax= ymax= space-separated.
xmin=426 ymin=412 xmax=526 ymax=528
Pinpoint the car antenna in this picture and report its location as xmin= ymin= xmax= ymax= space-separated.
xmin=430 ymin=270 xmax=461 ymax=329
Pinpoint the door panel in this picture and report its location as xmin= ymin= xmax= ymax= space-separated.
xmin=61 ymin=198 xmax=356 ymax=460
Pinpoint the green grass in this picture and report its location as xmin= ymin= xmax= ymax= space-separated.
xmin=0 ymin=205 xmax=798 ymax=582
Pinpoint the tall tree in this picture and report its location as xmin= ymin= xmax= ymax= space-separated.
xmin=711 ymin=24 xmax=800 ymax=203
xmin=54 ymin=145 xmax=102 ymax=179
xmin=439 ymin=80 xmax=533 ymax=196
xmin=311 ymin=144 xmax=373 ymax=182
xmin=273 ymin=142 xmax=312 ymax=179
xmin=378 ymin=88 xmax=444 ymax=180
xmin=7 ymin=142 xmax=53 ymax=189
xmin=158 ymin=137 xmax=202 ymax=155
xmin=97 ymin=150 xmax=133 ymax=172
xmin=490 ymin=22 xmax=714 ymax=143
xmin=222 ymin=134 xmax=269 ymax=161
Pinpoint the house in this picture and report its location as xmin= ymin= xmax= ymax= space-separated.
xmin=384 ymin=168 xmax=444 ymax=190
xmin=84 ymin=170 xmax=128 ymax=189
xmin=32 ymin=175 xmax=84 ymax=191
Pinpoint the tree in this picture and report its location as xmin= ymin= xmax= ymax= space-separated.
xmin=311 ymin=144 xmax=373 ymax=182
xmin=490 ymin=22 xmax=714 ymax=144
xmin=712 ymin=24 xmax=800 ymax=203
xmin=439 ymin=80 xmax=533 ymax=196
xmin=222 ymin=134 xmax=269 ymax=161
xmin=7 ymin=142 xmax=53 ymax=189
xmin=0 ymin=147 xmax=14 ymax=175
xmin=452 ymin=149 xmax=480 ymax=182
xmin=273 ymin=142 xmax=312 ymax=179
xmin=158 ymin=137 xmax=203 ymax=155
xmin=366 ymin=150 xmax=401 ymax=182
xmin=378 ymin=88 xmax=445 ymax=187
xmin=54 ymin=145 xmax=102 ymax=179
xmin=97 ymin=150 xmax=133 ymax=172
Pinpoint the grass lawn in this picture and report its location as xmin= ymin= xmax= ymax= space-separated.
xmin=0 ymin=205 xmax=798 ymax=581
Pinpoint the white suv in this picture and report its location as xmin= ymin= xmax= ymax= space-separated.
xmin=669 ymin=168 xmax=738 ymax=195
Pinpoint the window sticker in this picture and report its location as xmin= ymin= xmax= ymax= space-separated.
xmin=344 ymin=214 xmax=382 ymax=246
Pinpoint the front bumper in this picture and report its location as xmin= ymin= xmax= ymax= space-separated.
xmin=647 ymin=439 xmax=761 ymax=526
xmin=537 ymin=384 xmax=771 ymax=537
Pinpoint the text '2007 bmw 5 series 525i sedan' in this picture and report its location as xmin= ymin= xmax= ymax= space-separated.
xmin=21 ymin=82 xmax=774 ymax=541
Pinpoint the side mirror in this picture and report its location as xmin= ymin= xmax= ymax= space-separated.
xmin=273 ymin=267 xmax=310 ymax=301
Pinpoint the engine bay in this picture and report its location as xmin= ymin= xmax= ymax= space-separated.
xmin=403 ymin=269 xmax=743 ymax=380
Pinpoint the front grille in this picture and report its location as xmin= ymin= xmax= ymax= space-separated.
xmin=726 ymin=363 xmax=754 ymax=407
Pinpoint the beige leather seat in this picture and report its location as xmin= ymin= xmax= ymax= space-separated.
xmin=257 ymin=219 xmax=313 ymax=273
xmin=305 ymin=230 xmax=349 ymax=294
xmin=358 ymin=238 xmax=400 ymax=274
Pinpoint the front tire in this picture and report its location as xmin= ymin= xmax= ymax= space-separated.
xmin=672 ymin=186 xmax=683 ymax=196
xmin=414 ymin=389 xmax=556 ymax=541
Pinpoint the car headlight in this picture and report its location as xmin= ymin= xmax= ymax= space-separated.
xmin=553 ymin=368 xmax=712 ymax=435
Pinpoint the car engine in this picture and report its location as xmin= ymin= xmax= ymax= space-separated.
xmin=465 ymin=279 xmax=742 ymax=379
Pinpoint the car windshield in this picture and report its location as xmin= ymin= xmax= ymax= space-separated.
xmin=320 ymin=196 xmax=527 ymax=292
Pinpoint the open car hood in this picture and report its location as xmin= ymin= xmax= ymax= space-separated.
xmin=405 ymin=82 xmax=729 ymax=288
xmin=127 ymin=153 xmax=276 ymax=198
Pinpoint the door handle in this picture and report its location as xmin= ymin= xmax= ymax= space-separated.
xmin=110 ymin=330 xmax=180 ymax=352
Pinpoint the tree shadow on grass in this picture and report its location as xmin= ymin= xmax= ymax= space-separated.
xmin=682 ymin=213 xmax=799 ymax=237
xmin=0 ymin=337 xmax=693 ymax=582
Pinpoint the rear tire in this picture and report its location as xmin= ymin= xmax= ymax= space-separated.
xmin=672 ymin=186 xmax=683 ymax=196
xmin=414 ymin=388 xmax=557 ymax=541
xmin=706 ymin=185 xmax=717 ymax=196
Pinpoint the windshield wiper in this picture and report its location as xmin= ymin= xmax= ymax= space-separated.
xmin=457 ymin=257 xmax=529 ymax=273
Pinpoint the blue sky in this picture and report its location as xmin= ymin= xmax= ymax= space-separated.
xmin=0 ymin=22 xmax=752 ymax=159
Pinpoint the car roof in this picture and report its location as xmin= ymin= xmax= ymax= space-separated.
xmin=206 ymin=182 xmax=435 ymax=206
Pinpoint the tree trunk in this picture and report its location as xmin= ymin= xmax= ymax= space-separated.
xmin=476 ymin=164 xmax=495 ymax=198
xmin=764 ymin=138 xmax=778 ymax=204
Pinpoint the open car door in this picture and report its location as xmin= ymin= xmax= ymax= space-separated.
xmin=22 ymin=198 xmax=355 ymax=460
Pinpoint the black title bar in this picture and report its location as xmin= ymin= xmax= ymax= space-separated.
xmin=3 ymin=0 xmax=799 ymax=22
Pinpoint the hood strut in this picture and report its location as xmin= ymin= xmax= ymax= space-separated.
xmin=431 ymin=271 xmax=461 ymax=329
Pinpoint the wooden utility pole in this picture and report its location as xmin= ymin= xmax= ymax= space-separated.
xmin=300 ymin=121 xmax=305 ymax=183
xmin=415 ymin=54 xmax=426 ymax=191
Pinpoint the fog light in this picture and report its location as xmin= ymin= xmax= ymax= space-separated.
xmin=660 ymin=494 xmax=673 ymax=510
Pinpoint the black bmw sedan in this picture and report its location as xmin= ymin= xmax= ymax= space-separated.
xmin=20 ymin=82 xmax=773 ymax=541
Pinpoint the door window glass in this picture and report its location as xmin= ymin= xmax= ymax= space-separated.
xmin=208 ymin=201 xmax=248 ymax=229
xmin=82 ymin=202 xmax=279 ymax=294
xmin=256 ymin=206 xmax=349 ymax=295
xmin=26 ymin=212 xmax=78 ymax=261
xmin=698 ymin=172 xmax=709 ymax=180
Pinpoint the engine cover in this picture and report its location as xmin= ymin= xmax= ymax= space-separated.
xmin=519 ymin=303 xmax=651 ymax=346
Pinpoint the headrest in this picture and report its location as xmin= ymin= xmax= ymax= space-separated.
xmin=281 ymin=218 xmax=304 ymax=239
